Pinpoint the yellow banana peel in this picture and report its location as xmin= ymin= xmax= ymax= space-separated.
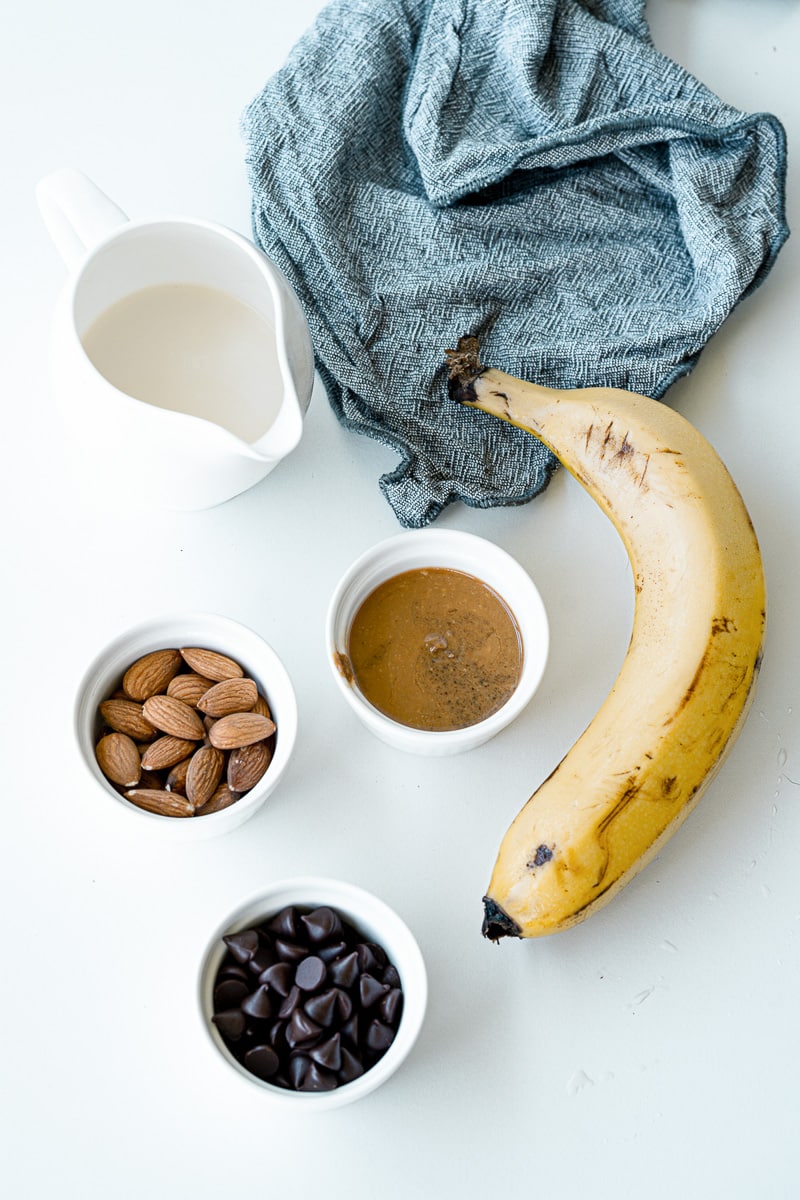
xmin=446 ymin=338 xmax=766 ymax=940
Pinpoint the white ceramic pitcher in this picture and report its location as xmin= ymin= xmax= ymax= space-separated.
xmin=37 ymin=168 xmax=315 ymax=510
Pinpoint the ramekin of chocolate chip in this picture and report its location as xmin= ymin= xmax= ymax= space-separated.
xmin=198 ymin=878 xmax=427 ymax=1108
xmin=74 ymin=614 xmax=297 ymax=838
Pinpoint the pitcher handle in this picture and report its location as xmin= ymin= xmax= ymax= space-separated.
xmin=36 ymin=168 xmax=129 ymax=271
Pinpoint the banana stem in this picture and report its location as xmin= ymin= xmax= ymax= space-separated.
xmin=446 ymin=336 xmax=555 ymax=430
xmin=445 ymin=335 xmax=484 ymax=400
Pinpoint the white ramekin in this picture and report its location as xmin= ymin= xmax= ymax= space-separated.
xmin=325 ymin=529 xmax=549 ymax=755
xmin=74 ymin=612 xmax=298 ymax=838
xmin=197 ymin=877 xmax=427 ymax=1109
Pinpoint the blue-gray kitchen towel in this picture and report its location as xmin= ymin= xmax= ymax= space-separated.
xmin=242 ymin=0 xmax=788 ymax=527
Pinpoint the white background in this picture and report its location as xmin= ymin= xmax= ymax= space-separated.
xmin=2 ymin=1 xmax=799 ymax=1196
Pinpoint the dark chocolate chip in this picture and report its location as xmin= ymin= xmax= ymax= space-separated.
xmin=382 ymin=965 xmax=401 ymax=988
xmin=357 ymin=942 xmax=386 ymax=973
xmin=366 ymin=1019 xmax=396 ymax=1053
xmin=268 ymin=1019 xmax=288 ymax=1049
xmin=303 ymin=989 xmax=338 ymax=1027
xmin=333 ymin=987 xmax=353 ymax=1022
xmin=359 ymin=974 xmax=389 ymax=1008
xmin=212 ymin=1009 xmax=246 ymax=1042
xmin=217 ymin=963 xmax=250 ymax=983
xmin=301 ymin=906 xmax=343 ymax=943
xmin=278 ymin=985 xmax=302 ymax=1018
xmin=274 ymin=939 xmax=307 ymax=963
xmin=329 ymin=950 xmax=359 ymax=988
xmin=244 ymin=1044 xmax=280 ymax=1081
xmin=302 ymin=1062 xmax=338 ymax=1092
xmin=295 ymin=955 xmax=326 ymax=992
xmin=371 ymin=942 xmax=388 ymax=968
xmin=355 ymin=943 xmax=379 ymax=974
xmin=318 ymin=939 xmax=348 ymax=964
xmin=288 ymin=1053 xmax=311 ymax=1090
xmin=308 ymin=1032 xmax=342 ymax=1072
xmin=213 ymin=978 xmax=250 ymax=1012
xmin=286 ymin=1008 xmax=322 ymax=1048
xmin=268 ymin=905 xmax=300 ymax=940
xmin=241 ymin=985 xmax=274 ymax=1020
xmin=379 ymin=987 xmax=403 ymax=1027
xmin=259 ymin=961 xmax=293 ymax=997
xmin=223 ymin=929 xmax=260 ymax=964
xmin=341 ymin=1013 xmax=359 ymax=1047
xmin=338 ymin=1046 xmax=365 ymax=1084
xmin=248 ymin=942 xmax=277 ymax=975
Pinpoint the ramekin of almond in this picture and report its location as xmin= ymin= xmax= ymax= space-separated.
xmin=75 ymin=615 xmax=298 ymax=837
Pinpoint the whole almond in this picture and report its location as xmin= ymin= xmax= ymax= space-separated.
xmin=185 ymin=745 xmax=225 ymax=807
xmin=227 ymin=741 xmax=273 ymax=793
xmin=251 ymin=694 xmax=273 ymax=720
xmin=141 ymin=736 xmax=198 ymax=772
xmin=208 ymin=712 xmax=276 ymax=750
xmin=195 ymin=782 xmax=239 ymax=816
xmin=124 ymin=788 xmax=195 ymax=818
xmin=123 ymin=649 xmax=183 ymax=701
xmin=166 ymin=673 xmax=214 ymax=706
xmin=165 ymin=756 xmax=192 ymax=794
xmin=99 ymin=699 xmax=157 ymax=741
xmin=96 ymin=732 xmax=141 ymax=787
xmin=197 ymin=678 xmax=258 ymax=718
xmin=142 ymin=694 xmax=205 ymax=741
xmin=180 ymin=647 xmax=244 ymax=682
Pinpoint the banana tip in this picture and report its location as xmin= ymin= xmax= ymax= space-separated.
xmin=482 ymin=897 xmax=521 ymax=942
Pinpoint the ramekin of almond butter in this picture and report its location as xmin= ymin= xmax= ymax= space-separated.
xmin=75 ymin=615 xmax=298 ymax=837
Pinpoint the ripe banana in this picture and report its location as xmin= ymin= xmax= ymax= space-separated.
xmin=446 ymin=337 xmax=766 ymax=940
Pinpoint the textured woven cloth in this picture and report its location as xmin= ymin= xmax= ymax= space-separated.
xmin=242 ymin=0 xmax=788 ymax=527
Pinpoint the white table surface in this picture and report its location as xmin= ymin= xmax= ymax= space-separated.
xmin=3 ymin=2 xmax=799 ymax=1196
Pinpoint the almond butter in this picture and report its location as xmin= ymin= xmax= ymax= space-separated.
xmin=124 ymin=788 xmax=195 ymax=818
xmin=197 ymin=677 xmax=258 ymax=718
xmin=142 ymin=694 xmax=205 ymax=741
xmin=122 ymin=649 xmax=183 ymax=701
xmin=180 ymin=647 xmax=244 ymax=682
xmin=208 ymin=712 xmax=276 ymax=750
xmin=166 ymin=672 xmax=214 ymax=706
xmin=185 ymin=745 xmax=225 ymax=807
xmin=141 ymin=736 xmax=199 ymax=772
xmin=99 ymin=698 xmax=157 ymax=741
xmin=96 ymin=732 xmax=141 ymax=787
xmin=195 ymin=782 xmax=239 ymax=816
xmin=227 ymin=740 xmax=273 ymax=793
